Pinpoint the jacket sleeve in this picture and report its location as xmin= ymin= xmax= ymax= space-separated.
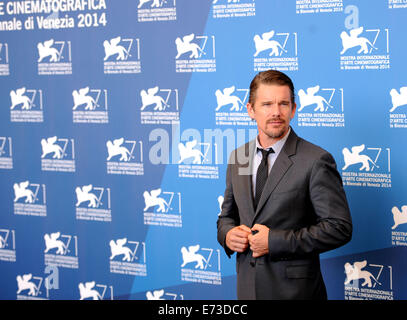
xmin=217 ymin=157 xmax=239 ymax=258
xmin=267 ymin=152 xmax=353 ymax=259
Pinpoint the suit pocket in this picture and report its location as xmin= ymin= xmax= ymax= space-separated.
xmin=270 ymin=188 xmax=300 ymax=199
xmin=285 ymin=264 xmax=316 ymax=279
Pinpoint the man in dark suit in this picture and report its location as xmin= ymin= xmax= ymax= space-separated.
xmin=217 ymin=70 xmax=352 ymax=300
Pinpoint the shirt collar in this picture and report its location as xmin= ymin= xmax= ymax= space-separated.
xmin=255 ymin=127 xmax=291 ymax=155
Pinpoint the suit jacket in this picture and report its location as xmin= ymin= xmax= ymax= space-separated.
xmin=217 ymin=129 xmax=352 ymax=300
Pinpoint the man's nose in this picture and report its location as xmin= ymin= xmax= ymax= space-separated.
xmin=269 ymin=104 xmax=281 ymax=116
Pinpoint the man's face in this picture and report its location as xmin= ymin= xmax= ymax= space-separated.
xmin=247 ymin=83 xmax=296 ymax=145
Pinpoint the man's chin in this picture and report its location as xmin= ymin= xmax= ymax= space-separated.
xmin=266 ymin=128 xmax=286 ymax=139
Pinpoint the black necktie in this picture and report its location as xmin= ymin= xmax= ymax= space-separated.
xmin=254 ymin=147 xmax=274 ymax=210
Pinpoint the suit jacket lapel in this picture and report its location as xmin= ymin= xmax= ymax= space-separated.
xmin=252 ymin=130 xmax=298 ymax=221
xmin=236 ymin=139 xmax=256 ymax=217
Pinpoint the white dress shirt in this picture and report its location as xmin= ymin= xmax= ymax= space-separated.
xmin=251 ymin=127 xmax=291 ymax=198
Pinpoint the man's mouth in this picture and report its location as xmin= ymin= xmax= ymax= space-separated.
xmin=267 ymin=119 xmax=284 ymax=125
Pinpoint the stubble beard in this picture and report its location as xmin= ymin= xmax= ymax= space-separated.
xmin=264 ymin=119 xmax=288 ymax=139
xmin=266 ymin=128 xmax=286 ymax=139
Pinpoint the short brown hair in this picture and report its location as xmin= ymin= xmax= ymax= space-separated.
xmin=248 ymin=70 xmax=295 ymax=105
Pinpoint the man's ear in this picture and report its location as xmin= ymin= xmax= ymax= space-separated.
xmin=247 ymin=103 xmax=255 ymax=120
xmin=290 ymin=102 xmax=297 ymax=119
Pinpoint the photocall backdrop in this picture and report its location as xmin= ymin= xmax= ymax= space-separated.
xmin=0 ymin=0 xmax=406 ymax=300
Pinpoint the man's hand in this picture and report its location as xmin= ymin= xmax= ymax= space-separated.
xmin=248 ymin=224 xmax=270 ymax=258
xmin=225 ymin=225 xmax=251 ymax=253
